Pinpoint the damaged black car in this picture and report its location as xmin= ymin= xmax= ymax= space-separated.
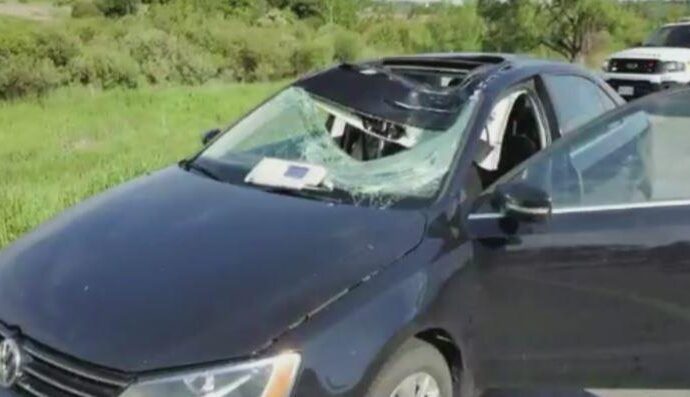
xmin=0 ymin=54 xmax=627 ymax=397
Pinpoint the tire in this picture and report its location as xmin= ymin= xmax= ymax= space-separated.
xmin=366 ymin=338 xmax=454 ymax=397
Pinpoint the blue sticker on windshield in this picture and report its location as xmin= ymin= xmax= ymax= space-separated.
xmin=284 ymin=165 xmax=309 ymax=179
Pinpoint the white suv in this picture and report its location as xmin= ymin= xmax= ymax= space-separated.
xmin=604 ymin=21 xmax=690 ymax=100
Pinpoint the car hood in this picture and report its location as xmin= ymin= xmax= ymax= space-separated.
xmin=0 ymin=166 xmax=425 ymax=372
xmin=609 ymin=46 xmax=690 ymax=61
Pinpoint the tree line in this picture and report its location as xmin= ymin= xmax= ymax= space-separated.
xmin=0 ymin=0 xmax=686 ymax=100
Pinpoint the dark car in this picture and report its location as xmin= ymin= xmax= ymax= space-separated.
xmin=0 ymin=54 xmax=626 ymax=397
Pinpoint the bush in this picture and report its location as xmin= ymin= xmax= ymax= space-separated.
xmin=0 ymin=26 xmax=79 ymax=65
xmin=256 ymin=8 xmax=296 ymax=27
xmin=121 ymin=28 xmax=216 ymax=84
xmin=4 ymin=0 xmax=661 ymax=101
xmin=72 ymin=1 xmax=103 ymax=18
xmin=425 ymin=5 xmax=485 ymax=52
xmin=229 ymin=29 xmax=293 ymax=81
xmin=68 ymin=47 xmax=140 ymax=89
xmin=33 ymin=28 xmax=80 ymax=67
xmin=331 ymin=29 xmax=363 ymax=63
xmin=173 ymin=40 xmax=218 ymax=84
xmin=399 ymin=21 xmax=434 ymax=53
xmin=291 ymin=39 xmax=333 ymax=75
xmin=364 ymin=18 xmax=405 ymax=53
xmin=0 ymin=29 xmax=33 ymax=60
xmin=611 ymin=7 xmax=651 ymax=48
xmin=0 ymin=55 xmax=63 ymax=100
xmin=96 ymin=0 xmax=140 ymax=17
xmin=67 ymin=20 xmax=100 ymax=42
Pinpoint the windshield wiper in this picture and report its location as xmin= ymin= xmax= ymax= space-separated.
xmin=179 ymin=159 xmax=221 ymax=181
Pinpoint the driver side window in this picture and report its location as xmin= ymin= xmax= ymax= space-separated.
xmin=505 ymin=97 xmax=690 ymax=209
xmin=542 ymin=74 xmax=617 ymax=135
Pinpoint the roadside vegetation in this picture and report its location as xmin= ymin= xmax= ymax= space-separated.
xmin=1 ymin=0 xmax=688 ymax=101
xmin=0 ymin=82 xmax=282 ymax=247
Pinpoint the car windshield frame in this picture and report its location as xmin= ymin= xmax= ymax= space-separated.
xmin=190 ymin=67 xmax=483 ymax=209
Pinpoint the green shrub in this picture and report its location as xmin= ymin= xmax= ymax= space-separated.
xmin=8 ymin=0 xmax=654 ymax=101
xmin=96 ymin=0 xmax=140 ymax=17
xmin=72 ymin=1 xmax=103 ymax=18
xmin=291 ymin=38 xmax=333 ymax=75
xmin=173 ymin=40 xmax=218 ymax=84
xmin=399 ymin=20 xmax=434 ymax=53
xmin=425 ymin=5 xmax=485 ymax=52
xmin=122 ymin=28 xmax=216 ymax=84
xmin=33 ymin=28 xmax=80 ymax=67
xmin=611 ymin=7 xmax=651 ymax=48
xmin=0 ymin=29 xmax=34 ymax=60
xmin=0 ymin=25 xmax=79 ymax=66
xmin=364 ymin=19 xmax=405 ymax=53
xmin=122 ymin=29 xmax=172 ymax=83
xmin=333 ymin=29 xmax=362 ymax=62
xmin=72 ymin=0 xmax=103 ymax=18
xmin=68 ymin=47 xmax=140 ymax=88
xmin=185 ymin=21 xmax=299 ymax=82
xmin=316 ymin=25 xmax=363 ymax=63
xmin=0 ymin=55 xmax=63 ymax=100
xmin=177 ymin=17 xmax=247 ymax=59
xmin=68 ymin=20 xmax=100 ymax=42
xmin=256 ymin=8 xmax=296 ymax=27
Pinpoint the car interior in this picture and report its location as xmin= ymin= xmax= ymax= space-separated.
xmin=325 ymin=113 xmax=409 ymax=161
xmin=317 ymin=57 xmax=503 ymax=163
xmin=311 ymin=57 xmax=547 ymax=199
xmin=474 ymin=92 xmax=546 ymax=189
xmin=313 ymin=67 xmax=471 ymax=162
xmin=364 ymin=59 xmax=549 ymax=192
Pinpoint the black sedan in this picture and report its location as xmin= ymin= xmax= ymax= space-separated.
xmin=0 ymin=54 xmax=635 ymax=397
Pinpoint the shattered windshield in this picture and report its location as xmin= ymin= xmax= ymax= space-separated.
xmin=199 ymin=68 xmax=478 ymax=206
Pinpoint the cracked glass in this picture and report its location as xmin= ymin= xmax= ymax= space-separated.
xmin=201 ymin=86 xmax=478 ymax=205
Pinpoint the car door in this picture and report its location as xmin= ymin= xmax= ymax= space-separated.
xmin=463 ymin=92 xmax=690 ymax=390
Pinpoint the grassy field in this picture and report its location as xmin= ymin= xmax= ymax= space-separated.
xmin=0 ymin=82 xmax=284 ymax=248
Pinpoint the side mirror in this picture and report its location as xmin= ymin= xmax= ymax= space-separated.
xmin=493 ymin=183 xmax=552 ymax=223
xmin=201 ymin=128 xmax=221 ymax=145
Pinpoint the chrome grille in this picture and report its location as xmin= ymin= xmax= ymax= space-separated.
xmin=609 ymin=58 xmax=660 ymax=74
xmin=0 ymin=329 xmax=131 ymax=397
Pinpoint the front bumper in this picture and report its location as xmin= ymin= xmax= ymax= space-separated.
xmin=606 ymin=77 xmax=684 ymax=100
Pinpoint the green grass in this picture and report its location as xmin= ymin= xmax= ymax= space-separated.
xmin=0 ymin=82 xmax=284 ymax=248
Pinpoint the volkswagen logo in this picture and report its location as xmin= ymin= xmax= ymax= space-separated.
xmin=0 ymin=339 xmax=23 ymax=388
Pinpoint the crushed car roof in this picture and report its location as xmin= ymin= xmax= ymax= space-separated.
xmin=294 ymin=52 xmax=601 ymax=132
xmin=299 ymin=52 xmax=594 ymax=88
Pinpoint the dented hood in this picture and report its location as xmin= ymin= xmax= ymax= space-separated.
xmin=0 ymin=166 xmax=425 ymax=372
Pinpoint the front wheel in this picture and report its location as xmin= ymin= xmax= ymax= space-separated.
xmin=366 ymin=339 xmax=454 ymax=397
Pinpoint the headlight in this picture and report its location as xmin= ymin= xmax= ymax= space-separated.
xmin=662 ymin=61 xmax=686 ymax=72
xmin=602 ymin=59 xmax=610 ymax=72
xmin=121 ymin=353 xmax=301 ymax=397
